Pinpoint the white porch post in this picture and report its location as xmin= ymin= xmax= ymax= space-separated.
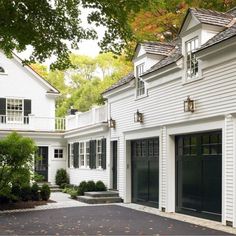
xmin=224 ymin=114 xmax=235 ymax=226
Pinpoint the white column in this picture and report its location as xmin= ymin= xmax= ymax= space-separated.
xmin=224 ymin=114 xmax=235 ymax=226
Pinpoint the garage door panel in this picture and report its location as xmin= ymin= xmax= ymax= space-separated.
xmin=149 ymin=159 xmax=159 ymax=203
xmin=182 ymin=159 xmax=202 ymax=210
xmin=131 ymin=138 xmax=159 ymax=208
xmin=176 ymin=131 xmax=222 ymax=220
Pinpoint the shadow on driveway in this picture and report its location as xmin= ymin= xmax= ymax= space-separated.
xmin=0 ymin=205 xmax=232 ymax=235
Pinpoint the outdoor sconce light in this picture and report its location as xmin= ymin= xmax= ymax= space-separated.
xmin=134 ymin=110 xmax=143 ymax=123
xmin=184 ymin=96 xmax=195 ymax=113
xmin=108 ymin=118 xmax=116 ymax=128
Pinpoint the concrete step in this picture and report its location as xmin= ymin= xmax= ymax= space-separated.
xmin=77 ymin=195 xmax=123 ymax=204
xmin=37 ymin=182 xmax=62 ymax=192
xmin=84 ymin=191 xmax=119 ymax=198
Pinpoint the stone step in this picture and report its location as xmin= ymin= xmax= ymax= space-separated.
xmin=84 ymin=191 xmax=119 ymax=198
xmin=77 ymin=195 xmax=123 ymax=204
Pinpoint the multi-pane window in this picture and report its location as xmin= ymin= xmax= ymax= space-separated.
xmin=79 ymin=142 xmax=85 ymax=166
xmin=97 ymin=139 xmax=102 ymax=168
xmin=86 ymin=141 xmax=90 ymax=167
xmin=136 ymin=63 xmax=145 ymax=97
xmin=54 ymin=149 xmax=63 ymax=158
xmin=7 ymin=99 xmax=23 ymax=123
xmin=186 ymin=37 xmax=199 ymax=79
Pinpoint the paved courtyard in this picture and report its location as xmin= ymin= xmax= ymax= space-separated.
xmin=0 ymin=200 xmax=233 ymax=235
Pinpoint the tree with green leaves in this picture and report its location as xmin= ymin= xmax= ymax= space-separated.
xmin=0 ymin=0 xmax=148 ymax=69
xmin=0 ymin=132 xmax=37 ymax=201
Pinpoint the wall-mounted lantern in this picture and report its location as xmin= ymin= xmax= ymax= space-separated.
xmin=134 ymin=110 xmax=143 ymax=123
xmin=108 ymin=118 xmax=116 ymax=128
xmin=184 ymin=96 xmax=195 ymax=113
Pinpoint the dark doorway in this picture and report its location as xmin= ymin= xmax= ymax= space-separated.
xmin=35 ymin=146 xmax=49 ymax=181
xmin=112 ymin=141 xmax=118 ymax=190
xmin=175 ymin=131 xmax=222 ymax=221
xmin=131 ymin=138 xmax=159 ymax=208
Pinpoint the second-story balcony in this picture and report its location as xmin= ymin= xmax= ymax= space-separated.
xmin=0 ymin=115 xmax=65 ymax=132
xmin=66 ymin=105 xmax=108 ymax=130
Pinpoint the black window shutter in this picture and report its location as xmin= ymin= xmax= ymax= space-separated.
xmin=68 ymin=144 xmax=70 ymax=168
xmin=89 ymin=140 xmax=96 ymax=169
xmin=0 ymin=98 xmax=6 ymax=115
xmin=24 ymin=99 xmax=31 ymax=124
xmin=101 ymin=138 xmax=106 ymax=169
xmin=0 ymin=98 xmax=6 ymax=123
xmin=73 ymin=142 xmax=79 ymax=168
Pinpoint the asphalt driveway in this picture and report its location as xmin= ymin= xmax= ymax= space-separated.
xmin=0 ymin=205 xmax=232 ymax=235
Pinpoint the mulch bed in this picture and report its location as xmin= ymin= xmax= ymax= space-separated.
xmin=0 ymin=200 xmax=56 ymax=211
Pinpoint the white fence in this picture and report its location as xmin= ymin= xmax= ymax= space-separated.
xmin=66 ymin=105 xmax=107 ymax=130
xmin=0 ymin=115 xmax=65 ymax=131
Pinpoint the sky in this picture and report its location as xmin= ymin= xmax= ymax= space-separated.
xmin=18 ymin=7 xmax=106 ymax=66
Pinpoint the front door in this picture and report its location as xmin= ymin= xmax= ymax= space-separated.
xmin=35 ymin=146 xmax=48 ymax=181
xmin=112 ymin=141 xmax=118 ymax=190
xmin=131 ymin=138 xmax=159 ymax=208
xmin=175 ymin=131 xmax=222 ymax=221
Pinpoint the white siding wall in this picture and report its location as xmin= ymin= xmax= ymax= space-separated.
xmin=224 ymin=114 xmax=235 ymax=224
xmin=108 ymin=46 xmax=236 ymax=222
xmin=0 ymin=53 xmax=55 ymax=119
xmin=67 ymin=132 xmax=110 ymax=188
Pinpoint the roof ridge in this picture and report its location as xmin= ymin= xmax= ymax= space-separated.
xmin=141 ymin=41 xmax=175 ymax=47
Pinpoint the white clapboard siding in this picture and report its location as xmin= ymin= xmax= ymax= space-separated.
xmin=224 ymin=115 xmax=235 ymax=222
xmin=69 ymin=168 xmax=109 ymax=187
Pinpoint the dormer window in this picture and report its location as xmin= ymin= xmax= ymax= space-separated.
xmin=136 ymin=63 xmax=146 ymax=97
xmin=186 ymin=37 xmax=199 ymax=79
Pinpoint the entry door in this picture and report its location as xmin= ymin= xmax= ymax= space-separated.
xmin=176 ymin=131 xmax=222 ymax=221
xmin=35 ymin=146 xmax=49 ymax=181
xmin=131 ymin=138 xmax=159 ymax=208
xmin=112 ymin=141 xmax=118 ymax=190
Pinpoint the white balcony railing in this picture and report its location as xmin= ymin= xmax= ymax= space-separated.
xmin=0 ymin=115 xmax=65 ymax=132
xmin=66 ymin=105 xmax=107 ymax=130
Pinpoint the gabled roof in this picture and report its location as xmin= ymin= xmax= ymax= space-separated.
xmin=102 ymin=72 xmax=134 ymax=94
xmin=179 ymin=8 xmax=234 ymax=33
xmin=143 ymin=42 xmax=182 ymax=76
xmin=12 ymin=53 xmax=60 ymax=95
xmin=140 ymin=42 xmax=175 ymax=56
xmin=197 ymin=22 xmax=236 ymax=52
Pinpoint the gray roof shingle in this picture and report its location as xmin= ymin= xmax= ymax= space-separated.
xmin=141 ymin=42 xmax=175 ymax=56
xmin=103 ymin=72 xmax=134 ymax=94
xmin=104 ymin=7 xmax=236 ymax=94
xmin=198 ymin=22 xmax=236 ymax=51
xmin=190 ymin=8 xmax=234 ymax=27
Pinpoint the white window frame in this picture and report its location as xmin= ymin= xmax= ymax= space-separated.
xmin=70 ymin=143 xmax=74 ymax=168
xmin=185 ymin=37 xmax=199 ymax=80
xmin=54 ymin=148 xmax=64 ymax=159
xmin=79 ymin=142 xmax=85 ymax=167
xmin=136 ymin=63 xmax=146 ymax=98
xmin=6 ymin=98 xmax=24 ymax=124
xmin=96 ymin=139 xmax=102 ymax=169
xmin=85 ymin=141 xmax=90 ymax=168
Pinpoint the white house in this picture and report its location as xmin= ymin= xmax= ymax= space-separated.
xmin=1 ymin=6 xmax=236 ymax=228
xmin=102 ymin=7 xmax=236 ymax=226
xmin=0 ymin=52 xmax=67 ymax=183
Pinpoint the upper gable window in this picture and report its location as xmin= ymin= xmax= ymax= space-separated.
xmin=186 ymin=37 xmax=199 ymax=79
xmin=136 ymin=63 xmax=146 ymax=97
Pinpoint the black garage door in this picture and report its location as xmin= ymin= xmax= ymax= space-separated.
xmin=175 ymin=131 xmax=222 ymax=221
xmin=131 ymin=138 xmax=159 ymax=208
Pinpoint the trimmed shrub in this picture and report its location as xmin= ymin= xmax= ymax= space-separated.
xmin=21 ymin=185 xmax=32 ymax=201
xmin=41 ymin=184 xmax=51 ymax=201
xmin=95 ymin=181 xmax=107 ymax=191
xmin=78 ymin=181 xmax=88 ymax=195
xmin=55 ymin=169 xmax=69 ymax=188
xmin=87 ymin=180 xmax=96 ymax=192
xmin=77 ymin=187 xmax=83 ymax=196
xmin=68 ymin=189 xmax=78 ymax=199
xmin=31 ymin=183 xmax=40 ymax=201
